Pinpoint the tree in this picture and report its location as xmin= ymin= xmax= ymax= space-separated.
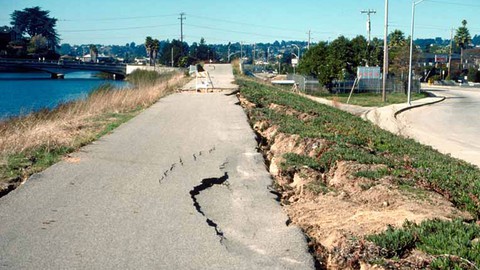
xmin=197 ymin=38 xmax=210 ymax=60
xmin=151 ymin=39 xmax=160 ymax=66
xmin=10 ymin=6 xmax=59 ymax=50
xmin=350 ymin=35 xmax=368 ymax=67
xmin=388 ymin=30 xmax=406 ymax=48
xmin=327 ymin=36 xmax=354 ymax=80
xmin=454 ymin=19 xmax=472 ymax=69
xmin=28 ymin=34 xmax=48 ymax=55
xmin=145 ymin=36 xmax=153 ymax=66
xmin=89 ymin=44 xmax=98 ymax=63
xmin=297 ymin=41 xmax=329 ymax=81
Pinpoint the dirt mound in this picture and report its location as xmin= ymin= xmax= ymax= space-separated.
xmin=248 ymin=115 xmax=472 ymax=269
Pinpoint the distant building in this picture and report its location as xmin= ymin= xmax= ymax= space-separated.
xmin=418 ymin=53 xmax=460 ymax=67
xmin=464 ymin=48 xmax=480 ymax=69
xmin=81 ymin=53 xmax=115 ymax=63
xmin=0 ymin=26 xmax=22 ymax=55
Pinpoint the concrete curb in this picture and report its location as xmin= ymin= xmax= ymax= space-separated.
xmin=393 ymin=92 xmax=446 ymax=119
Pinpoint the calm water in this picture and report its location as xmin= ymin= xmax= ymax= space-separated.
xmin=0 ymin=71 xmax=128 ymax=119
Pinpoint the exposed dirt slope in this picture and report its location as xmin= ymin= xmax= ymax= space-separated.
xmin=239 ymin=94 xmax=472 ymax=269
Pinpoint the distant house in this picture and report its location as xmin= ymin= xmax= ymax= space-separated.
xmin=81 ymin=53 xmax=115 ymax=63
xmin=418 ymin=53 xmax=460 ymax=67
xmin=0 ymin=26 xmax=22 ymax=55
xmin=464 ymin=48 xmax=480 ymax=69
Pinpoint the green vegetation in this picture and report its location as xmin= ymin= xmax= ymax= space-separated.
xmin=368 ymin=219 xmax=480 ymax=268
xmin=238 ymin=77 xmax=480 ymax=268
xmin=310 ymin=92 xmax=428 ymax=107
xmin=237 ymin=77 xmax=480 ymax=219
xmin=281 ymin=153 xmax=321 ymax=171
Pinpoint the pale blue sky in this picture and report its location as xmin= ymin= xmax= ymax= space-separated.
xmin=1 ymin=0 xmax=479 ymax=45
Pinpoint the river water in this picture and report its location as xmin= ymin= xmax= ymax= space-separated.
xmin=0 ymin=71 xmax=128 ymax=120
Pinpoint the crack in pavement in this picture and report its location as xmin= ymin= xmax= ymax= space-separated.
xmin=189 ymin=172 xmax=229 ymax=245
xmin=159 ymin=146 xmax=216 ymax=184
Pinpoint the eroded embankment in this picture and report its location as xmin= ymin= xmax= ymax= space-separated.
xmin=237 ymin=88 xmax=477 ymax=269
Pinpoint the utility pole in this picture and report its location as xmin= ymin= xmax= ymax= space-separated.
xmin=307 ymin=30 xmax=311 ymax=50
xmin=382 ymin=0 xmax=389 ymax=103
xmin=448 ymin=28 xmax=453 ymax=80
xmin=253 ymin=43 xmax=256 ymax=65
xmin=361 ymin=9 xmax=376 ymax=67
xmin=171 ymin=47 xmax=174 ymax=67
xmin=361 ymin=9 xmax=376 ymax=45
xmin=178 ymin=12 xmax=186 ymax=43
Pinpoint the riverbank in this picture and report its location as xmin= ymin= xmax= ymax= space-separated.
xmin=0 ymin=70 xmax=187 ymax=196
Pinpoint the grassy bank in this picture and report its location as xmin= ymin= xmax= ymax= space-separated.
xmin=0 ymin=70 xmax=187 ymax=195
xmin=237 ymin=76 xmax=480 ymax=268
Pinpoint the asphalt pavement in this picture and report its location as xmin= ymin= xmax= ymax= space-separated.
xmin=0 ymin=64 xmax=314 ymax=269
xmin=398 ymin=86 xmax=480 ymax=168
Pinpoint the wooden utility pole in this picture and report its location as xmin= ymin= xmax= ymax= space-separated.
xmin=178 ymin=12 xmax=186 ymax=43
xmin=361 ymin=9 xmax=376 ymax=45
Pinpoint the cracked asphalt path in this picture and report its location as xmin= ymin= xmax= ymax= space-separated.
xmin=0 ymin=64 xmax=314 ymax=269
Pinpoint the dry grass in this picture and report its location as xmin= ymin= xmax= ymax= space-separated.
xmin=0 ymin=71 xmax=186 ymax=190
xmin=0 ymin=72 xmax=184 ymax=155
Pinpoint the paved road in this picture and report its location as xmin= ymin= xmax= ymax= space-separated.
xmin=181 ymin=64 xmax=238 ymax=91
xmin=398 ymin=87 xmax=480 ymax=167
xmin=0 ymin=64 xmax=314 ymax=269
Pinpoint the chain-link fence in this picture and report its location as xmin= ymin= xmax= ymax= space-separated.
xmin=287 ymin=74 xmax=421 ymax=95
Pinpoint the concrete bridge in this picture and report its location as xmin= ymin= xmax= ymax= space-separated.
xmin=0 ymin=58 xmax=127 ymax=79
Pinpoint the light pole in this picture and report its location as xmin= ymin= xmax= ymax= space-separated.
xmin=407 ymin=0 xmax=426 ymax=106
xmin=227 ymin=42 xmax=232 ymax=63
xmin=382 ymin=0 xmax=389 ymax=103
xmin=292 ymin=44 xmax=300 ymax=74
xmin=291 ymin=52 xmax=298 ymax=74
xmin=292 ymin=44 xmax=300 ymax=60
xmin=240 ymin=42 xmax=243 ymax=63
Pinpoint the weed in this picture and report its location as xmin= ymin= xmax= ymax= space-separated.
xmin=281 ymin=153 xmax=321 ymax=171
xmin=355 ymin=168 xmax=389 ymax=180
xmin=367 ymin=219 xmax=480 ymax=269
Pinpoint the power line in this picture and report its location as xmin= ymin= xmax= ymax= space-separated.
xmin=426 ymin=0 xmax=480 ymax=8
xmin=185 ymin=23 xmax=305 ymax=41
xmin=61 ymin=14 xmax=177 ymax=22
xmin=60 ymin=23 xmax=178 ymax=33
xmin=188 ymin=14 xmax=299 ymax=33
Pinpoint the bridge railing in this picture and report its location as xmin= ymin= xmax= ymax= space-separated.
xmin=0 ymin=58 xmax=126 ymax=67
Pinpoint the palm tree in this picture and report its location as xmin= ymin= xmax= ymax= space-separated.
xmin=145 ymin=36 xmax=153 ymax=66
xmin=151 ymin=39 xmax=160 ymax=66
xmin=454 ymin=20 xmax=472 ymax=70
xmin=388 ymin=30 xmax=406 ymax=48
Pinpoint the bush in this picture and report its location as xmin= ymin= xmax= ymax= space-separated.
xmin=467 ymin=68 xmax=480 ymax=83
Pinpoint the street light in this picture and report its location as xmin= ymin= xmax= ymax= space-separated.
xmin=291 ymin=52 xmax=299 ymax=74
xmin=227 ymin=42 xmax=232 ymax=62
xmin=292 ymin=44 xmax=300 ymax=60
xmin=407 ymin=0 xmax=426 ymax=105
xmin=292 ymin=44 xmax=300 ymax=74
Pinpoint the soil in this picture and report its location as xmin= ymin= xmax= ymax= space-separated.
xmin=240 ymin=97 xmax=473 ymax=269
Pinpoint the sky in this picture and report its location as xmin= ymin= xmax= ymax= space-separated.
xmin=1 ymin=0 xmax=480 ymax=46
